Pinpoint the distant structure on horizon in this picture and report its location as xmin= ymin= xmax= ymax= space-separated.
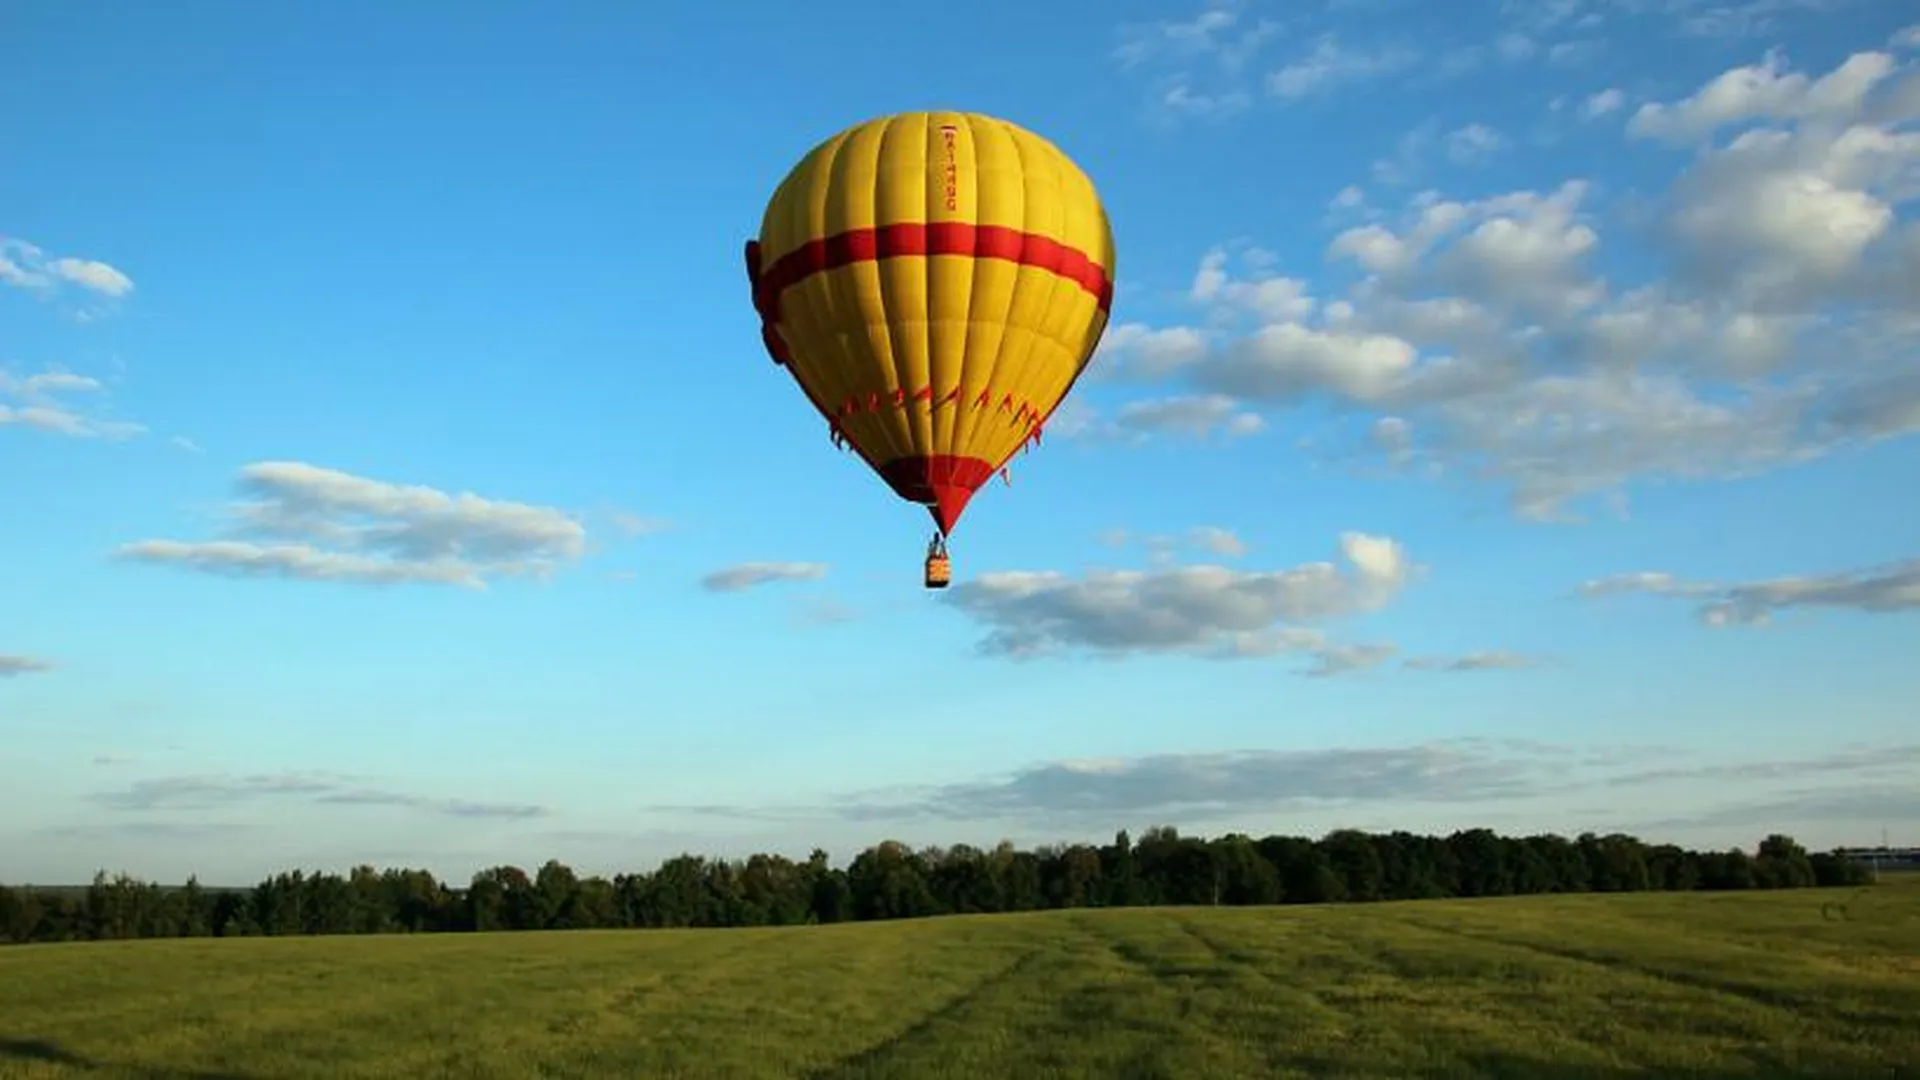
xmin=1835 ymin=846 xmax=1920 ymax=873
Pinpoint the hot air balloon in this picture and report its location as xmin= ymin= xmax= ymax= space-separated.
xmin=744 ymin=111 xmax=1116 ymax=589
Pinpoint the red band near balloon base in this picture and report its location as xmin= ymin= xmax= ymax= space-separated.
xmin=877 ymin=455 xmax=996 ymax=535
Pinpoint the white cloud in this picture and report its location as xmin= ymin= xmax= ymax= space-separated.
xmin=1268 ymin=34 xmax=1418 ymax=100
xmin=1626 ymin=47 xmax=1901 ymax=144
xmin=0 ymin=365 xmax=145 ymax=439
xmin=1189 ymin=526 xmax=1249 ymax=557
xmin=47 ymin=258 xmax=134 ymax=297
xmin=1190 ymin=247 xmax=1316 ymax=322
xmin=1093 ymin=323 xmax=1211 ymax=380
xmin=944 ymin=531 xmax=1410 ymax=670
xmin=701 ymin=562 xmax=828 ymax=592
xmin=93 ymin=770 xmax=547 ymax=819
xmin=1114 ymin=8 xmax=1270 ymax=70
xmin=825 ymin=739 xmax=1571 ymax=824
xmin=1112 ymin=7 xmax=1278 ymax=122
xmin=1666 ymin=0 xmax=1865 ymax=41
xmin=1404 ymin=650 xmax=1540 ymax=672
xmin=649 ymin=736 xmax=1920 ymax=845
xmin=1079 ymin=40 xmax=1920 ymax=521
xmin=1197 ymin=323 xmax=1418 ymax=403
xmin=0 ymin=655 xmax=54 ymax=677
xmin=1159 ymin=84 xmax=1254 ymax=117
xmin=1445 ymin=123 xmax=1508 ymax=164
xmin=1368 ymin=122 xmax=1443 ymax=186
xmin=1894 ymin=25 xmax=1920 ymax=50
xmin=1102 ymin=525 xmax=1251 ymax=563
xmin=607 ymin=510 xmax=671 ymax=538
xmin=1547 ymin=39 xmax=1605 ymax=66
xmin=0 ymin=237 xmax=134 ymax=299
xmin=1657 ymin=96 xmax=1920 ymax=306
xmin=1065 ymin=394 xmax=1266 ymax=442
xmin=1585 ymin=88 xmax=1626 ymax=117
xmin=1496 ymin=32 xmax=1539 ymax=61
xmin=1582 ymin=557 xmax=1920 ymax=625
xmin=116 ymin=462 xmax=590 ymax=588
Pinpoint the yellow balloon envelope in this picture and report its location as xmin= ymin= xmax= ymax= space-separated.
xmin=745 ymin=111 xmax=1116 ymax=550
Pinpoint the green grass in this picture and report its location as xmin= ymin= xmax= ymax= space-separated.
xmin=3 ymin=884 xmax=1916 ymax=1079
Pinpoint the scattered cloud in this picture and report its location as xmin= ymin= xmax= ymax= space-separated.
xmin=0 ymin=365 xmax=144 ymax=439
xmin=1058 ymin=393 xmax=1266 ymax=443
xmin=91 ymin=754 xmax=134 ymax=766
xmin=115 ymin=461 xmax=590 ymax=588
xmin=1445 ymin=123 xmax=1508 ymax=164
xmin=793 ymin=596 xmax=858 ymax=625
xmin=1112 ymin=6 xmax=1280 ymax=121
xmin=700 ymin=561 xmax=829 ymax=592
xmin=1616 ymin=744 xmax=1920 ymax=831
xmin=670 ymin=737 xmax=1915 ymax=836
xmin=39 ymin=822 xmax=253 ymax=843
xmin=1188 ymin=526 xmax=1249 ymax=558
xmin=1268 ymin=34 xmax=1418 ymax=100
xmin=944 ymin=531 xmax=1410 ymax=672
xmin=1604 ymin=743 xmax=1920 ymax=787
xmin=1113 ymin=7 xmax=1274 ymax=72
xmin=1085 ymin=41 xmax=1920 ymax=521
xmin=1101 ymin=525 xmax=1251 ymax=563
xmin=1093 ymin=323 xmax=1211 ymax=380
xmin=1118 ymin=395 xmax=1267 ymax=439
xmin=1584 ymin=87 xmax=1626 ymax=117
xmin=1625 ymin=46 xmax=1904 ymax=145
xmin=1662 ymin=0 xmax=1866 ymax=41
xmin=91 ymin=770 xmax=549 ymax=820
xmin=1582 ymin=556 xmax=1920 ymax=625
xmin=0 ymin=236 xmax=135 ymax=298
xmin=0 ymin=654 xmax=54 ymax=677
xmin=840 ymin=741 xmax=1552 ymax=825
xmin=168 ymin=435 xmax=204 ymax=454
xmin=607 ymin=510 xmax=672 ymax=538
xmin=1330 ymin=185 xmax=1368 ymax=212
xmin=1638 ymin=786 xmax=1920 ymax=831
xmin=1190 ymin=247 xmax=1317 ymax=322
xmin=1404 ymin=650 xmax=1541 ymax=672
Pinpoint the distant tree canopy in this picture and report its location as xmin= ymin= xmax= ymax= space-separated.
xmin=0 ymin=827 xmax=1874 ymax=946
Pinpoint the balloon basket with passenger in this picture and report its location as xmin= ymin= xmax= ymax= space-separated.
xmin=923 ymin=532 xmax=952 ymax=590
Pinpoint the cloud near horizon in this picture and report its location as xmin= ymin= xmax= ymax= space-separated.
xmin=89 ymin=770 xmax=548 ymax=821
xmin=0 ymin=365 xmax=144 ymax=439
xmin=1582 ymin=557 xmax=1920 ymax=625
xmin=700 ymin=561 xmax=830 ymax=592
xmin=943 ymin=531 xmax=1435 ymax=674
xmin=651 ymin=738 xmax=1920 ymax=839
xmin=0 ymin=654 xmax=55 ymax=677
xmin=114 ymin=462 xmax=593 ymax=589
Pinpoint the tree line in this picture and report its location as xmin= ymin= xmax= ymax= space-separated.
xmin=0 ymin=827 xmax=1874 ymax=945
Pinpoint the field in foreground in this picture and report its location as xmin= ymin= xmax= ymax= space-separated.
xmin=2 ymin=883 xmax=1916 ymax=1080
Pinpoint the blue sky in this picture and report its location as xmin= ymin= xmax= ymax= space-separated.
xmin=4 ymin=0 xmax=1917 ymax=885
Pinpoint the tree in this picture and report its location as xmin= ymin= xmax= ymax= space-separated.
xmin=0 ymin=827 xmax=1876 ymax=947
xmin=1754 ymin=834 xmax=1816 ymax=889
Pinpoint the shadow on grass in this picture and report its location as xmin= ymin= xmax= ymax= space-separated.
xmin=811 ymin=1046 xmax=1897 ymax=1080
xmin=0 ymin=1036 xmax=256 ymax=1079
xmin=1323 ymin=1052 xmax=1895 ymax=1080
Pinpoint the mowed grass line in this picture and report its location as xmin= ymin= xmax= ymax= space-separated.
xmin=0 ymin=885 xmax=1914 ymax=1079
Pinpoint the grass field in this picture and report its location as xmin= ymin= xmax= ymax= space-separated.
xmin=2 ymin=883 xmax=1916 ymax=1079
